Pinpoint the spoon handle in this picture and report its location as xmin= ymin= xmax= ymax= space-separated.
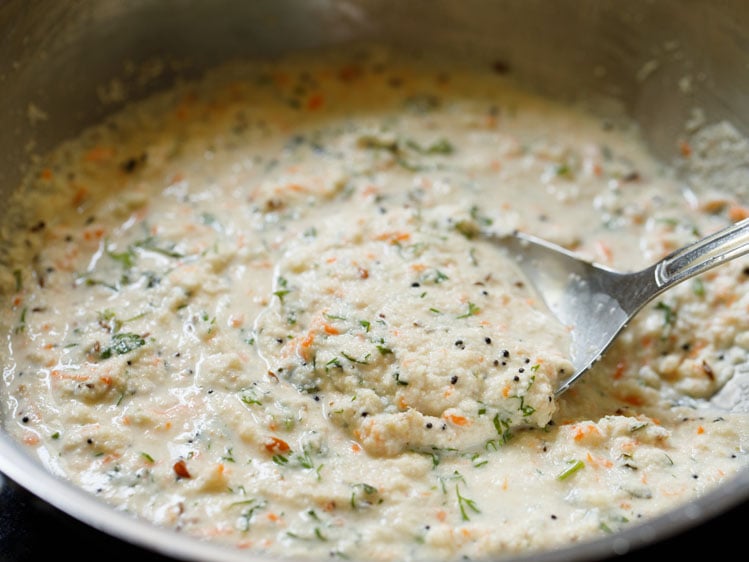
xmin=654 ymin=217 xmax=749 ymax=289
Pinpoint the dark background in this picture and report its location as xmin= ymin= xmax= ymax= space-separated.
xmin=2 ymin=471 xmax=749 ymax=562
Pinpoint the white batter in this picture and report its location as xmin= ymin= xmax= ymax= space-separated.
xmin=1 ymin=46 xmax=748 ymax=561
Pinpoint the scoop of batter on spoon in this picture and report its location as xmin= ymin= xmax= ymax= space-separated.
xmin=492 ymin=218 xmax=749 ymax=396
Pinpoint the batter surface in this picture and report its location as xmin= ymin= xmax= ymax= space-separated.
xmin=1 ymin=46 xmax=748 ymax=561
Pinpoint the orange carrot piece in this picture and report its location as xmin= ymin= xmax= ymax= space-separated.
xmin=679 ymin=140 xmax=692 ymax=158
xmin=728 ymin=205 xmax=749 ymax=221
xmin=445 ymin=413 xmax=471 ymax=426
xmin=613 ymin=360 xmax=627 ymax=380
xmin=173 ymin=459 xmax=192 ymax=479
xmin=306 ymin=93 xmax=324 ymax=111
xmin=84 ymin=146 xmax=115 ymax=162
xmin=263 ymin=436 xmax=290 ymax=454
xmin=71 ymin=186 xmax=88 ymax=207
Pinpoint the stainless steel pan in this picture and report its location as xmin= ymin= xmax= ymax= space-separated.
xmin=1 ymin=1 xmax=748 ymax=561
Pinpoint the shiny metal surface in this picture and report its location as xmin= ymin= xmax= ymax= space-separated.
xmin=1 ymin=1 xmax=748 ymax=561
xmin=494 ymin=219 xmax=749 ymax=395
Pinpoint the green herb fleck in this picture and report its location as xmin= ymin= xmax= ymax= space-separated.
xmin=325 ymin=313 xmax=346 ymax=321
xmin=200 ymin=212 xmax=219 ymax=227
xmin=555 ymin=163 xmax=572 ymax=178
xmin=405 ymin=138 xmax=455 ymax=155
xmin=351 ymin=483 xmax=380 ymax=510
xmin=222 ymin=448 xmax=236 ymax=463
xmin=557 ymin=459 xmax=585 ymax=480
xmin=106 ymin=241 xmax=136 ymax=269
xmin=692 ymin=277 xmax=705 ymax=297
xmin=326 ymin=357 xmax=342 ymax=369
xmin=341 ymin=351 xmax=370 ymax=364
xmin=470 ymin=205 xmax=493 ymax=227
xmin=134 ymin=236 xmax=184 ymax=258
xmin=457 ymin=302 xmax=480 ymax=319
xmin=454 ymin=220 xmax=479 ymax=239
xmin=456 ymin=484 xmax=481 ymax=521
xmin=294 ymin=446 xmax=321 ymax=478
xmin=492 ymin=414 xmax=512 ymax=444
xmin=314 ymin=527 xmax=327 ymax=541
xmin=240 ymin=389 xmax=263 ymax=406
xmin=422 ymin=269 xmax=449 ymax=284
xmin=274 ymin=276 xmax=291 ymax=303
xmin=376 ymin=345 xmax=393 ymax=356
xmin=469 ymin=452 xmax=488 ymax=468
xmin=232 ymin=498 xmax=266 ymax=532
xmin=100 ymin=332 xmax=146 ymax=359
xmin=655 ymin=301 xmax=675 ymax=327
xmin=272 ymin=454 xmax=289 ymax=466
xmin=98 ymin=309 xmax=122 ymax=333
xmin=14 ymin=307 xmax=27 ymax=334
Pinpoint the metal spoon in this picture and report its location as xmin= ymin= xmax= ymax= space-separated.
xmin=492 ymin=218 xmax=749 ymax=396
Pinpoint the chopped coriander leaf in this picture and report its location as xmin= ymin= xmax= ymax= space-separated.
xmin=405 ymin=138 xmax=455 ymax=155
xmin=240 ymin=389 xmax=263 ymax=406
xmin=274 ymin=276 xmax=291 ymax=302
xmin=421 ymin=269 xmax=449 ymax=284
xmin=295 ymin=447 xmax=319 ymax=473
xmin=341 ymin=351 xmax=370 ymax=364
xmin=14 ymin=307 xmax=27 ymax=334
xmin=655 ymin=301 xmax=675 ymax=326
xmin=469 ymin=205 xmax=493 ymax=227
xmin=692 ymin=277 xmax=705 ymax=297
xmin=457 ymin=302 xmax=480 ymax=318
xmin=106 ymin=241 xmax=136 ymax=269
xmin=314 ymin=527 xmax=327 ymax=541
xmin=200 ymin=212 xmax=219 ymax=226
xmin=274 ymin=288 xmax=291 ymax=301
xmin=100 ymin=332 xmax=146 ymax=359
xmin=350 ymin=482 xmax=380 ymax=509
xmin=456 ymin=484 xmax=481 ymax=521
xmin=272 ymin=454 xmax=289 ymax=465
xmin=325 ymin=313 xmax=346 ymax=321
xmin=376 ymin=344 xmax=393 ymax=355
xmin=492 ymin=414 xmax=512 ymax=444
xmin=557 ymin=459 xmax=585 ymax=480
xmin=454 ymin=220 xmax=479 ymax=239
xmin=425 ymin=138 xmax=454 ymax=154
xmin=134 ymin=236 xmax=184 ymax=258
xmin=326 ymin=357 xmax=342 ymax=369
xmin=555 ymin=163 xmax=572 ymax=177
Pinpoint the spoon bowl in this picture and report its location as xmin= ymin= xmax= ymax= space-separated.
xmin=492 ymin=218 xmax=749 ymax=395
